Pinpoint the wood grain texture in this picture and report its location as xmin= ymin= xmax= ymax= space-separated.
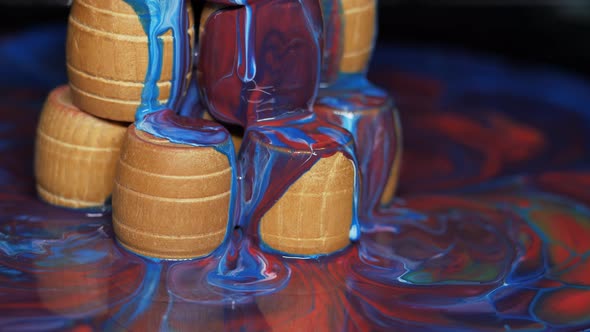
xmin=66 ymin=0 xmax=195 ymax=122
xmin=112 ymin=125 xmax=231 ymax=259
xmin=314 ymin=102 xmax=403 ymax=208
xmin=34 ymin=85 xmax=128 ymax=209
xmin=260 ymin=152 xmax=354 ymax=256
xmin=340 ymin=0 xmax=376 ymax=73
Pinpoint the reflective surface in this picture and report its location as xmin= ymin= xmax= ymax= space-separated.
xmin=2 ymin=26 xmax=590 ymax=331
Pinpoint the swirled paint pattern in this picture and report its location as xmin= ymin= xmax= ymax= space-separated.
xmin=1 ymin=27 xmax=590 ymax=331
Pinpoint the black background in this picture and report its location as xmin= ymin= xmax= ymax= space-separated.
xmin=1 ymin=0 xmax=589 ymax=79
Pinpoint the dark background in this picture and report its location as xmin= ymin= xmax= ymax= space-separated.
xmin=1 ymin=0 xmax=589 ymax=79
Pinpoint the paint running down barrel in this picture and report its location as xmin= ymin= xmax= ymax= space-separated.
xmin=34 ymin=85 xmax=128 ymax=209
xmin=315 ymin=92 xmax=402 ymax=214
xmin=256 ymin=143 xmax=355 ymax=256
xmin=317 ymin=0 xmax=402 ymax=216
xmin=241 ymin=121 xmax=357 ymax=256
xmin=66 ymin=0 xmax=195 ymax=122
xmin=112 ymin=125 xmax=231 ymax=259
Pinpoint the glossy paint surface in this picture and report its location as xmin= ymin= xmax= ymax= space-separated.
xmin=317 ymin=0 xmax=401 ymax=222
xmin=196 ymin=0 xmax=362 ymax=265
xmin=316 ymin=75 xmax=401 ymax=221
xmin=127 ymin=0 xmax=361 ymax=268
xmin=123 ymin=0 xmax=191 ymax=121
xmin=2 ymin=26 xmax=590 ymax=331
xmin=197 ymin=0 xmax=324 ymax=127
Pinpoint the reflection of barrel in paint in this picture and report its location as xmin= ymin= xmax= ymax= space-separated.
xmin=66 ymin=0 xmax=195 ymax=122
xmin=340 ymin=0 xmax=376 ymax=73
xmin=112 ymin=125 xmax=230 ymax=259
xmin=36 ymin=268 xmax=111 ymax=318
xmin=255 ymin=265 xmax=343 ymax=330
xmin=35 ymin=241 xmax=118 ymax=319
xmin=256 ymin=138 xmax=355 ymax=256
xmin=35 ymin=85 xmax=128 ymax=209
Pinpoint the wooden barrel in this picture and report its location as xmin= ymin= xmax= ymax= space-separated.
xmin=66 ymin=0 xmax=195 ymax=122
xmin=340 ymin=0 xmax=376 ymax=73
xmin=34 ymin=85 xmax=128 ymax=209
xmin=195 ymin=3 xmax=216 ymax=94
xmin=259 ymin=148 xmax=355 ymax=256
xmin=315 ymin=97 xmax=403 ymax=212
xmin=381 ymin=109 xmax=403 ymax=205
xmin=112 ymin=125 xmax=231 ymax=259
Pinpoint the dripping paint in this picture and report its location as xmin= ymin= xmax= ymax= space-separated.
xmin=2 ymin=17 xmax=590 ymax=332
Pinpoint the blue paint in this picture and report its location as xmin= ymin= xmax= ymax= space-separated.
xmin=119 ymin=0 xmax=361 ymax=298
xmin=317 ymin=77 xmax=400 ymax=223
xmin=7 ymin=22 xmax=590 ymax=328
xmin=205 ymin=112 xmax=362 ymax=291
xmin=123 ymin=0 xmax=190 ymax=121
xmin=319 ymin=75 xmax=389 ymax=109
xmin=136 ymin=110 xmax=229 ymax=147
xmin=177 ymin=75 xmax=203 ymax=118
xmin=239 ymin=3 xmax=256 ymax=82
xmin=135 ymin=110 xmax=239 ymax=263
xmin=123 ymin=0 xmax=238 ymax=262
xmin=241 ymin=113 xmax=361 ymax=246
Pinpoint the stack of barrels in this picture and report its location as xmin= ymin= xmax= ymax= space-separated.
xmin=35 ymin=0 xmax=195 ymax=210
xmin=34 ymin=0 xmax=233 ymax=260
xmin=34 ymin=0 xmax=149 ymax=210
xmin=198 ymin=1 xmax=358 ymax=256
xmin=316 ymin=0 xmax=403 ymax=213
xmin=35 ymin=0 xmax=400 ymax=259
